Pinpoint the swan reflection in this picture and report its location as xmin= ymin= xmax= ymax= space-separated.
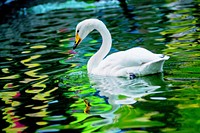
xmin=89 ymin=74 xmax=166 ymax=105
xmin=82 ymin=74 xmax=167 ymax=127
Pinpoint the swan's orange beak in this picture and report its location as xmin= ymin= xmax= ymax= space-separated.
xmin=73 ymin=34 xmax=82 ymax=49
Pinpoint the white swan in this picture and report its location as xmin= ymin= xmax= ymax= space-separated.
xmin=73 ymin=19 xmax=169 ymax=78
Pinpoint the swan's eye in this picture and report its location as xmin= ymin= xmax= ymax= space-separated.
xmin=77 ymin=30 xmax=80 ymax=33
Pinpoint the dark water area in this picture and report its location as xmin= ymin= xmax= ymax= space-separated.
xmin=0 ymin=0 xmax=200 ymax=132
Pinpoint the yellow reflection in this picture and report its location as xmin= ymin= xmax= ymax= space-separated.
xmin=6 ymin=58 xmax=13 ymax=61
xmin=26 ymin=109 xmax=48 ymax=117
xmin=21 ymin=55 xmax=41 ymax=68
xmin=25 ymin=105 xmax=34 ymax=108
xmin=33 ymin=78 xmax=48 ymax=88
xmin=155 ymin=38 xmax=165 ymax=41
xmin=25 ymin=88 xmax=44 ymax=94
xmin=2 ymin=68 xmax=9 ymax=73
xmin=2 ymin=107 xmax=27 ymax=133
xmin=11 ymin=101 xmax=21 ymax=107
xmin=0 ymin=92 xmax=19 ymax=104
xmin=20 ymin=54 xmax=49 ymax=87
xmin=21 ymin=51 xmax=31 ymax=54
xmin=36 ymin=121 xmax=48 ymax=126
xmin=20 ymin=78 xmax=37 ymax=83
xmin=161 ymin=127 xmax=177 ymax=132
xmin=32 ymin=87 xmax=58 ymax=101
xmin=0 ymin=74 xmax=20 ymax=80
xmin=3 ymin=83 xmax=19 ymax=89
xmin=84 ymin=99 xmax=91 ymax=114
xmin=32 ymin=105 xmax=48 ymax=110
xmin=59 ymin=38 xmax=70 ymax=42
xmin=30 ymin=45 xmax=47 ymax=49
xmin=22 ymin=68 xmax=48 ymax=89
xmin=3 ymin=120 xmax=27 ymax=133
xmin=59 ymin=44 xmax=64 ymax=47
xmin=177 ymin=103 xmax=200 ymax=109
xmin=25 ymin=68 xmax=47 ymax=78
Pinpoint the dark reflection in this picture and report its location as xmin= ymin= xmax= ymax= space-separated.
xmin=118 ymin=0 xmax=137 ymax=32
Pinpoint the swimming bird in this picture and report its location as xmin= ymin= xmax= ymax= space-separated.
xmin=73 ymin=19 xmax=169 ymax=78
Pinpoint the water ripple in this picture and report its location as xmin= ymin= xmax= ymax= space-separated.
xmin=0 ymin=0 xmax=200 ymax=133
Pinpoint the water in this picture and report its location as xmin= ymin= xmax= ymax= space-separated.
xmin=0 ymin=0 xmax=200 ymax=132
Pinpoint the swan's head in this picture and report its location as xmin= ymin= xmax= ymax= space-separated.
xmin=73 ymin=19 xmax=102 ymax=49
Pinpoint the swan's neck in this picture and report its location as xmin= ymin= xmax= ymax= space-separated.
xmin=87 ymin=23 xmax=112 ymax=73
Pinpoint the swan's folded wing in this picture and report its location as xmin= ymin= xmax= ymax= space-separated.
xmin=103 ymin=47 xmax=163 ymax=67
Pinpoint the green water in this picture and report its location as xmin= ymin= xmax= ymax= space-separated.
xmin=0 ymin=0 xmax=200 ymax=133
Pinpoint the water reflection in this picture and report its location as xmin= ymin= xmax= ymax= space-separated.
xmin=0 ymin=0 xmax=200 ymax=132
xmin=89 ymin=74 xmax=166 ymax=105
xmin=86 ymin=74 xmax=167 ymax=128
xmin=29 ymin=0 xmax=119 ymax=14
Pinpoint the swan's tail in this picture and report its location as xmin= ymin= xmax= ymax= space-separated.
xmin=139 ymin=55 xmax=170 ymax=76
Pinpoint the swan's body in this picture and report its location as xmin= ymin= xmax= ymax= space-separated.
xmin=74 ymin=19 xmax=169 ymax=77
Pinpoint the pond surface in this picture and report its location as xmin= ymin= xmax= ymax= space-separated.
xmin=0 ymin=0 xmax=200 ymax=132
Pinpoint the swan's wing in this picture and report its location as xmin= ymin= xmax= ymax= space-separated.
xmin=102 ymin=47 xmax=164 ymax=67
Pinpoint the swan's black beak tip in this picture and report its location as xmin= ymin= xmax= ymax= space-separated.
xmin=73 ymin=43 xmax=78 ymax=49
